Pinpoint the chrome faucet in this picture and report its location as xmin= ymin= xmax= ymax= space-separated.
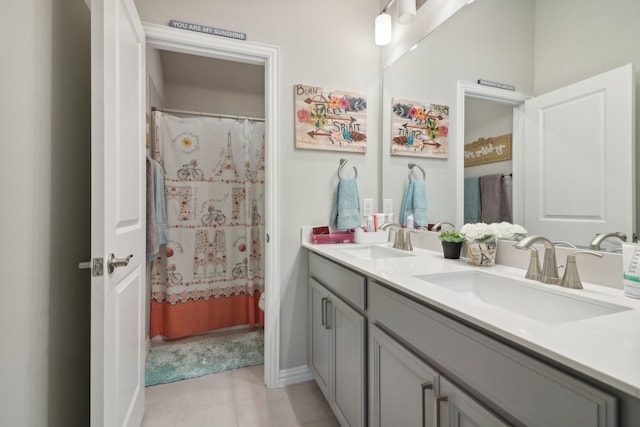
xmin=552 ymin=241 xmax=577 ymax=249
xmin=515 ymin=235 xmax=560 ymax=285
xmin=523 ymin=247 xmax=542 ymax=281
xmin=380 ymin=223 xmax=414 ymax=251
xmin=560 ymin=250 xmax=604 ymax=289
xmin=589 ymin=232 xmax=627 ymax=250
xmin=379 ymin=223 xmax=404 ymax=249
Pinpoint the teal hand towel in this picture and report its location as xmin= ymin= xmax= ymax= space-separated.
xmin=464 ymin=176 xmax=481 ymax=223
xmin=399 ymin=181 xmax=414 ymax=226
xmin=330 ymin=177 xmax=361 ymax=230
xmin=400 ymin=180 xmax=428 ymax=227
xmin=411 ymin=180 xmax=428 ymax=227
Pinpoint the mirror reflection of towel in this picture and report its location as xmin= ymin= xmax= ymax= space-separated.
xmin=464 ymin=176 xmax=481 ymax=224
xmin=480 ymin=174 xmax=512 ymax=223
xmin=330 ymin=177 xmax=361 ymax=230
xmin=501 ymin=175 xmax=513 ymax=223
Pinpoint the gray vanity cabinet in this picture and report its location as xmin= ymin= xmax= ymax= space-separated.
xmin=368 ymin=280 xmax=617 ymax=427
xmin=307 ymin=250 xmax=621 ymax=426
xmin=370 ymin=324 xmax=439 ymax=426
xmin=371 ymin=320 xmax=507 ymax=427
xmin=308 ymin=253 xmax=366 ymax=427
xmin=438 ymin=377 xmax=509 ymax=427
xmin=309 ymin=278 xmax=331 ymax=397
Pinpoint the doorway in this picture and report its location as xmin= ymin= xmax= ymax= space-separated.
xmin=455 ymin=81 xmax=530 ymax=229
xmin=144 ymin=22 xmax=281 ymax=387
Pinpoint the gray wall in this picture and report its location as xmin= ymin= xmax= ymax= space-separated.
xmin=0 ymin=0 xmax=91 ymax=425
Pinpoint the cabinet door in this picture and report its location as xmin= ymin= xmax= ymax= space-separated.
xmin=370 ymin=324 xmax=439 ymax=427
xmin=438 ymin=377 xmax=509 ymax=427
xmin=309 ymin=278 xmax=331 ymax=399
xmin=332 ymin=295 xmax=366 ymax=427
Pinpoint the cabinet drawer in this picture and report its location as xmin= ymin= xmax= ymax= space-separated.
xmin=369 ymin=281 xmax=617 ymax=427
xmin=309 ymin=252 xmax=366 ymax=310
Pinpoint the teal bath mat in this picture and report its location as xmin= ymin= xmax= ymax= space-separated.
xmin=145 ymin=331 xmax=264 ymax=386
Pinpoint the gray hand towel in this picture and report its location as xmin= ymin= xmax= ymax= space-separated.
xmin=501 ymin=174 xmax=513 ymax=223
xmin=480 ymin=174 xmax=503 ymax=224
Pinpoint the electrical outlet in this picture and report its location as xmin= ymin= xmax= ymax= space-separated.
xmin=363 ymin=198 xmax=374 ymax=217
xmin=383 ymin=199 xmax=393 ymax=215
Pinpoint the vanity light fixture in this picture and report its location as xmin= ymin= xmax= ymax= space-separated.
xmin=398 ymin=0 xmax=417 ymax=24
xmin=375 ymin=12 xmax=392 ymax=46
xmin=375 ymin=0 xmax=418 ymax=46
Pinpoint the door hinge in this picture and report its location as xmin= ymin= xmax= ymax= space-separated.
xmin=78 ymin=257 xmax=104 ymax=277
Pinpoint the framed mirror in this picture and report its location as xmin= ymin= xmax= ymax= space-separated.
xmin=381 ymin=0 xmax=639 ymax=250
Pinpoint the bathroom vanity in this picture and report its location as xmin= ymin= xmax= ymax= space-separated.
xmin=304 ymin=241 xmax=640 ymax=427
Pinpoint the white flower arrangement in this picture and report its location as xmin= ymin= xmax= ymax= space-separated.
xmin=460 ymin=222 xmax=528 ymax=242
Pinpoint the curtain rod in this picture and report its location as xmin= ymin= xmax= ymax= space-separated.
xmin=151 ymin=107 xmax=264 ymax=123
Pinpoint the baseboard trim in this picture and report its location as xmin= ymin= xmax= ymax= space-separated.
xmin=278 ymin=365 xmax=314 ymax=387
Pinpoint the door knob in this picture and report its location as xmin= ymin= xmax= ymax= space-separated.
xmin=107 ymin=253 xmax=133 ymax=274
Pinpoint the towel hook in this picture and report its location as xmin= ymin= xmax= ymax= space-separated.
xmin=338 ymin=158 xmax=358 ymax=179
xmin=408 ymin=163 xmax=426 ymax=181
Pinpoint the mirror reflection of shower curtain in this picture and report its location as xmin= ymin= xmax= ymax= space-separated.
xmin=150 ymin=111 xmax=265 ymax=339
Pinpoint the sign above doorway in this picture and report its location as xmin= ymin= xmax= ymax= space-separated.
xmin=169 ymin=20 xmax=247 ymax=41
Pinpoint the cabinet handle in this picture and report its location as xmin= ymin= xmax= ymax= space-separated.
xmin=434 ymin=394 xmax=448 ymax=427
xmin=421 ymin=381 xmax=433 ymax=427
xmin=325 ymin=299 xmax=332 ymax=329
xmin=321 ymin=297 xmax=328 ymax=327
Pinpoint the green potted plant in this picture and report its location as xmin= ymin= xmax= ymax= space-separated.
xmin=438 ymin=230 xmax=465 ymax=259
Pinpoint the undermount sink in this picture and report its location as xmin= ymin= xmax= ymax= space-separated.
xmin=340 ymin=245 xmax=415 ymax=260
xmin=415 ymin=270 xmax=630 ymax=325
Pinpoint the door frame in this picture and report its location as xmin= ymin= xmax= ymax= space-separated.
xmin=455 ymin=81 xmax=531 ymax=228
xmin=143 ymin=22 xmax=281 ymax=387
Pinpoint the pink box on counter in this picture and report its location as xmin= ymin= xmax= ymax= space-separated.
xmin=311 ymin=231 xmax=355 ymax=244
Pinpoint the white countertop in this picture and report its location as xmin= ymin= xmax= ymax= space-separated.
xmin=302 ymin=240 xmax=640 ymax=399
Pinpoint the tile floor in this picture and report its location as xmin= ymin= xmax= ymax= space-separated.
xmin=143 ymin=328 xmax=340 ymax=427
xmin=143 ymin=365 xmax=340 ymax=427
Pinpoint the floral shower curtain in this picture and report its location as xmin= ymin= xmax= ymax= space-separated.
xmin=150 ymin=112 xmax=265 ymax=339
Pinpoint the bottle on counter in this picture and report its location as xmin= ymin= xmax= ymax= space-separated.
xmin=406 ymin=213 xmax=414 ymax=229
xmin=366 ymin=215 xmax=375 ymax=232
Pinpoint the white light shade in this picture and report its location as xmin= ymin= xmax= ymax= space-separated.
xmin=375 ymin=13 xmax=392 ymax=46
xmin=397 ymin=0 xmax=416 ymax=24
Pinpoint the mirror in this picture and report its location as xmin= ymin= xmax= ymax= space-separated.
xmin=381 ymin=0 xmax=639 ymax=250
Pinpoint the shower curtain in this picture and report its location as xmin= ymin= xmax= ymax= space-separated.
xmin=150 ymin=112 xmax=265 ymax=339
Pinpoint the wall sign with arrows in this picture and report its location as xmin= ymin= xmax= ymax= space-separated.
xmin=294 ymin=84 xmax=367 ymax=153
xmin=391 ymin=98 xmax=449 ymax=159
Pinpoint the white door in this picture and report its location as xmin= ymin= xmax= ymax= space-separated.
xmin=523 ymin=64 xmax=635 ymax=247
xmin=90 ymin=0 xmax=146 ymax=425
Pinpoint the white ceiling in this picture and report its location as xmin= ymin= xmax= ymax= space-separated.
xmin=159 ymin=50 xmax=264 ymax=96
